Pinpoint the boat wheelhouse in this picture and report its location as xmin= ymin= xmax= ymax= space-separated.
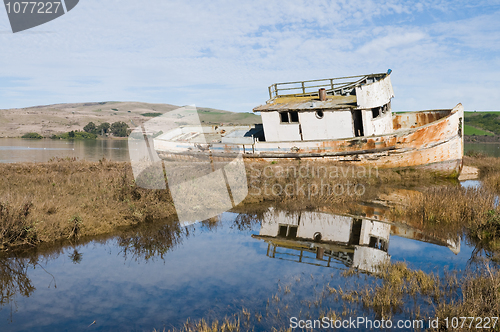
xmin=254 ymin=71 xmax=394 ymax=142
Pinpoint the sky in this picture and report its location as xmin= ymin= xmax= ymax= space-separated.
xmin=0 ymin=0 xmax=500 ymax=113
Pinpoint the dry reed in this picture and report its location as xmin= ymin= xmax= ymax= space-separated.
xmin=0 ymin=158 xmax=176 ymax=249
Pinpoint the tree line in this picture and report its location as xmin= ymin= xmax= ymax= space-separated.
xmin=83 ymin=121 xmax=130 ymax=137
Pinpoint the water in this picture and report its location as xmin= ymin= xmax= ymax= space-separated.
xmin=0 ymin=138 xmax=129 ymax=163
xmin=0 ymin=208 xmax=475 ymax=331
xmin=0 ymin=139 xmax=498 ymax=164
xmin=465 ymin=142 xmax=500 ymax=157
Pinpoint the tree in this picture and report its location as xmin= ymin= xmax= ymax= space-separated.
xmin=68 ymin=130 xmax=75 ymax=138
xmin=83 ymin=122 xmax=97 ymax=134
xmin=96 ymin=122 xmax=110 ymax=134
xmin=110 ymin=121 xmax=129 ymax=137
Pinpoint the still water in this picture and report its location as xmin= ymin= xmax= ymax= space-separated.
xmin=0 ymin=138 xmax=129 ymax=163
xmin=0 ymin=206 xmax=475 ymax=331
xmin=465 ymin=142 xmax=500 ymax=157
xmin=0 ymin=138 xmax=497 ymax=163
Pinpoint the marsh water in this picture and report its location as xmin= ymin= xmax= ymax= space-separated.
xmin=0 ymin=207 xmax=477 ymax=332
xmin=1 ymin=138 xmax=499 ymax=163
xmin=0 ymin=139 xmax=494 ymax=331
xmin=0 ymin=138 xmax=129 ymax=163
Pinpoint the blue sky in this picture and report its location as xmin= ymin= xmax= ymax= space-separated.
xmin=1 ymin=0 xmax=499 ymax=112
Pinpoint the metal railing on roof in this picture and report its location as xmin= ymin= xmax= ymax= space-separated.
xmin=267 ymin=73 xmax=387 ymax=100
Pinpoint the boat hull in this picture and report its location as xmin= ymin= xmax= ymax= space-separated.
xmin=154 ymin=104 xmax=464 ymax=177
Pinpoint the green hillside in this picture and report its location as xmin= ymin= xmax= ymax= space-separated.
xmin=464 ymin=111 xmax=500 ymax=135
xmin=464 ymin=124 xmax=493 ymax=136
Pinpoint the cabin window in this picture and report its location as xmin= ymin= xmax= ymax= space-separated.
xmin=368 ymin=236 xmax=388 ymax=251
xmin=372 ymin=107 xmax=380 ymax=119
xmin=278 ymin=224 xmax=298 ymax=238
xmin=288 ymin=226 xmax=298 ymax=238
xmin=315 ymin=110 xmax=324 ymax=119
xmin=278 ymin=225 xmax=288 ymax=237
xmin=280 ymin=112 xmax=289 ymax=123
xmin=280 ymin=111 xmax=299 ymax=124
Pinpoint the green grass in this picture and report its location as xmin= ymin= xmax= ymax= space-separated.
xmin=464 ymin=112 xmax=500 ymax=135
xmin=464 ymin=125 xmax=494 ymax=136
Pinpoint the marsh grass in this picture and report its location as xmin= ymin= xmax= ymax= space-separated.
xmin=389 ymin=181 xmax=500 ymax=259
xmin=464 ymin=154 xmax=500 ymax=175
xmin=336 ymin=261 xmax=500 ymax=331
xmin=431 ymin=261 xmax=500 ymax=331
xmin=466 ymin=210 xmax=500 ymax=253
xmin=0 ymin=158 xmax=446 ymax=250
xmin=390 ymin=185 xmax=497 ymax=252
xmin=160 ymin=314 xmax=293 ymax=332
xmin=0 ymin=159 xmax=176 ymax=249
xmin=394 ymin=186 xmax=495 ymax=225
xmin=338 ymin=262 xmax=448 ymax=320
xmin=158 ymin=317 xmax=241 ymax=332
xmin=464 ymin=154 xmax=500 ymax=194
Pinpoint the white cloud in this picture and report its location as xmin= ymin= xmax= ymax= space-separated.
xmin=0 ymin=0 xmax=499 ymax=111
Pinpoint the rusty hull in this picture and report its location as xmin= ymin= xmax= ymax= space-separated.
xmin=155 ymin=104 xmax=464 ymax=177
xmin=249 ymin=103 xmax=464 ymax=176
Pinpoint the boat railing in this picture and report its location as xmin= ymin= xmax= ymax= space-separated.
xmin=267 ymin=73 xmax=387 ymax=100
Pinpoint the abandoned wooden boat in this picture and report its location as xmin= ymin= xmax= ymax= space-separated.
xmin=154 ymin=70 xmax=463 ymax=176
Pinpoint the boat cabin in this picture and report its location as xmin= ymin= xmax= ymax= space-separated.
xmin=255 ymin=208 xmax=391 ymax=272
xmin=253 ymin=71 xmax=395 ymax=142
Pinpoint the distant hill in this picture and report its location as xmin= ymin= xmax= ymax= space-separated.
xmin=464 ymin=111 xmax=500 ymax=136
xmin=0 ymin=102 xmax=261 ymax=138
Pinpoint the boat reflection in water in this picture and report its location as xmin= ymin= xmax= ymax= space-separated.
xmin=252 ymin=206 xmax=460 ymax=273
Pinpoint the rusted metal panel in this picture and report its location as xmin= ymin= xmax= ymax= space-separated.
xmin=393 ymin=110 xmax=450 ymax=130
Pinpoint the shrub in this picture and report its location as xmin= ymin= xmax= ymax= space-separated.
xmin=51 ymin=131 xmax=97 ymax=140
xmin=21 ymin=132 xmax=43 ymax=139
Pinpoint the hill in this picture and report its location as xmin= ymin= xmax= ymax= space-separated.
xmin=0 ymin=102 xmax=261 ymax=138
xmin=464 ymin=111 xmax=500 ymax=136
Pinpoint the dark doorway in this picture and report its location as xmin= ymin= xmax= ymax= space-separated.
xmin=349 ymin=218 xmax=363 ymax=245
xmin=352 ymin=110 xmax=364 ymax=137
